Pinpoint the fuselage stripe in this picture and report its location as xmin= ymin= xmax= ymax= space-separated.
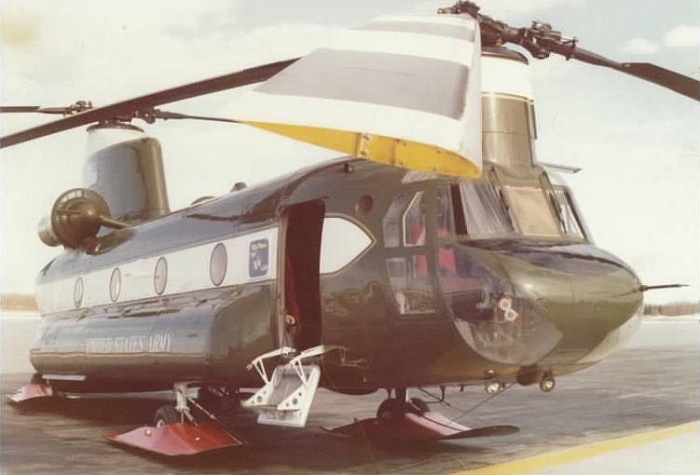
xmin=35 ymin=227 xmax=278 ymax=314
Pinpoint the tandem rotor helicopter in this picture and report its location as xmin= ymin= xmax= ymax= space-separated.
xmin=3 ymin=1 xmax=698 ymax=456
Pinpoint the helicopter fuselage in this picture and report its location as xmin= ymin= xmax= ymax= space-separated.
xmin=32 ymin=156 xmax=642 ymax=395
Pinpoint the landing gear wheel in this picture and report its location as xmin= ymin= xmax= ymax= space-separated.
xmin=408 ymin=397 xmax=429 ymax=415
xmin=153 ymin=405 xmax=179 ymax=427
xmin=377 ymin=398 xmax=406 ymax=419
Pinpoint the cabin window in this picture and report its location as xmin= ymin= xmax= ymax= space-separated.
xmin=153 ymin=257 xmax=168 ymax=295
xmin=320 ymin=217 xmax=373 ymax=274
xmin=386 ymin=256 xmax=436 ymax=314
xmin=73 ymin=277 xmax=84 ymax=308
xmin=109 ymin=268 xmax=122 ymax=302
xmin=209 ymin=243 xmax=228 ymax=286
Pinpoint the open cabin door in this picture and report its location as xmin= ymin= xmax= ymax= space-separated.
xmin=282 ymin=201 xmax=325 ymax=351
xmin=243 ymin=200 xmax=325 ymax=429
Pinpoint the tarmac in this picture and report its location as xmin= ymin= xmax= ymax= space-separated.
xmin=1 ymin=313 xmax=698 ymax=475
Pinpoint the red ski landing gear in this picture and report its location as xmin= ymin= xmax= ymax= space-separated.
xmin=330 ymin=390 xmax=519 ymax=441
xmin=7 ymin=382 xmax=54 ymax=404
xmin=108 ymin=422 xmax=244 ymax=456
xmin=7 ymin=374 xmax=57 ymax=407
xmin=108 ymin=382 xmax=245 ymax=456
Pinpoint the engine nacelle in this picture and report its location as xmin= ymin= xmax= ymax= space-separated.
xmin=38 ymin=188 xmax=112 ymax=248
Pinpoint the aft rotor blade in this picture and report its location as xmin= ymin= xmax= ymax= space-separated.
xmin=0 ymin=106 xmax=44 ymax=113
xmin=1 ymin=101 xmax=94 ymax=116
xmin=1 ymin=58 xmax=298 ymax=148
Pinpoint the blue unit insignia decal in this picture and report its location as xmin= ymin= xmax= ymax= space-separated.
xmin=249 ymin=239 xmax=269 ymax=277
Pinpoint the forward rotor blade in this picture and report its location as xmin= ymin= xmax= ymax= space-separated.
xmin=571 ymin=47 xmax=699 ymax=101
xmin=619 ymin=63 xmax=699 ymax=101
xmin=1 ymin=58 xmax=298 ymax=148
xmin=449 ymin=1 xmax=700 ymax=102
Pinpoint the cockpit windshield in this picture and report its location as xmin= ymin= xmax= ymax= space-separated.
xmin=458 ymin=181 xmax=587 ymax=241
xmin=503 ymin=185 xmax=560 ymax=238
xmin=459 ymin=181 xmax=513 ymax=238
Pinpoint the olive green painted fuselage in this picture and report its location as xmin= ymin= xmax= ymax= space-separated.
xmin=31 ymin=156 xmax=642 ymax=395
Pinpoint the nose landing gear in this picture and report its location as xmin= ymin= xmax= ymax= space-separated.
xmin=329 ymin=388 xmax=518 ymax=441
xmin=377 ymin=390 xmax=430 ymax=419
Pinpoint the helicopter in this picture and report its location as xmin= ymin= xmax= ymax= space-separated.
xmin=2 ymin=1 xmax=698 ymax=457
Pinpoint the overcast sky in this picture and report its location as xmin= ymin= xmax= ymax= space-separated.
xmin=1 ymin=0 xmax=698 ymax=304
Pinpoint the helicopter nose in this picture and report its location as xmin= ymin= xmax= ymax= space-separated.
xmin=507 ymin=246 xmax=643 ymax=365
xmin=452 ymin=244 xmax=643 ymax=367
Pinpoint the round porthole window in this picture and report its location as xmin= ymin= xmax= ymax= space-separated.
xmin=209 ymin=243 xmax=227 ymax=286
xmin=109 ymin=268 xmax=122 ymax=302
xmin=73 ymin=277 xmax=84 ymax=308
xmin=154 ymin=257 xmax=168 ymax=295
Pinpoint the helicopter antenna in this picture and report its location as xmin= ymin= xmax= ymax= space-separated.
xmin=439 ymin=1 xmax=700 ymax=101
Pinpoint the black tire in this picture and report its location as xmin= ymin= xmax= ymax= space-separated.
xmin=153 ymin=405 xmax=179 ymax=427
xmin=408 ymin=397 xmax=429 ymax=415
xmin=376 ymin=398 xmax=406 ymax=420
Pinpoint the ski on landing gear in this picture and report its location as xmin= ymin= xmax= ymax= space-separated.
xmin=107 ymin=382 xmax=245 ymax=456
xmin=7 ymin=373 xmax=57 ymax=405
xmin=328 ymin=389 xmax=519 ymax=441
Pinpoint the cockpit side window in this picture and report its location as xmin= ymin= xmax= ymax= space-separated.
xmin=403 ymin=191 xmax=427 ymax=247
xmin=382 ymin=191 xmax=428 ymax=248
xmin=383 ymin=193 xmax=412 ymax=248
xmin=386 ymin=257 xmax=436 ymax=314
xmin=383 ymin=190 xmax=435 ymax=315
xmin=551 ymin=186 xmax=586 ymax=239
xmin=436 ymin=186 xmax=456 ymax=239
